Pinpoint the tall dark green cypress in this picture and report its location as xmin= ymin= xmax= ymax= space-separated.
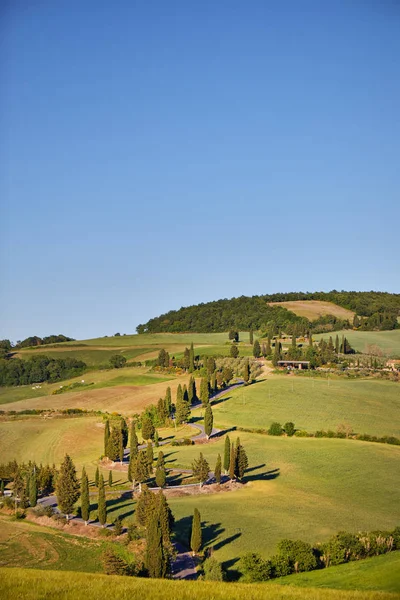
xmin=204 ymin=404 xmax=213 ymax=439
xmin=95 ymin=466 xmax=99 ymax=488
xmin=81 ymin=467 xmax=90 ymax=525
xmin=189 ymin=342 xmax=195 ymax=373
xmin=108 ymin=470 xmax=113 ymax=487
xmin=104 ymin=420 xmax=110 ymax=456
xmin=243 ymin=359 xmax=250 ymax=383
xmin=223 ymin=435 xmax=231 ymax=474
xmin=146 ymin=441 xmax=154 ymax=472
xmin=0 ymin=479 xmax=4 ymax=496
xmin=56 ymin=454 xmax=80 ymax=518
xmin=335 ymin=334 xmax=340 ymax=354
xmin=249 ymin=329 xmax=254 ymax=345
xmin=214 ymin=453 xmax=222 ymax=484
xmin=155 ymin=465 xmax=166 ymax=488
xmin=29 ymin=471 xmax=37 ymax=507
xmin=229 ymin=443 xmax=236 ymax=480
xmin=130 ymin=422 xmax=138 ymax=459
xmin=190 ymin=508 xmax=202 ymax=555
xmin=146 ymin=518 xmax=164 ymax=578
xmin=200 ymin=377 xmax=209 ymax=406
xmin=165 ymin=387 xmax=172 ymax=416
xmin=98 ymin=474 xmax=107 ymax=527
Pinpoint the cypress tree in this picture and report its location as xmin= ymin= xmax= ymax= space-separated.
xmin=235 ymin=438 xmax=249 ymax=480
xmin=335 ymin=334 xmax=340 ymax=354
xmin=309 ymin=332 xmax=313 ymax=347
xmin=183 ymin=347 xmax=190 ymax=370
xmin=118 ymin=427 xmax=124 ymax=463
xmin=340 ymin=334 xmax=345 ymax=353
xmin=190 ymin=508 xmax=202 ymax=555
xmin=223 ymin=435 xmax=231 ymax=474
xmin=95 ymin=466 xmax=99 ymax=488
xmin=176 ymin=384 xmax=191 ymax=424
xmin=130 ymin=422 xmax=138 ymax=459
xmin=230 ymin=344 xmax=239 ymax=358
xmin=204 ymin=404 xmax=213 ymax=439
xmin=56 ymin=454 xmax=80 ymax=518
xmin=253 ymin=339 xmax=261 ymax=358
xmin=183 ymin=384 xmax=189 ymax=403
xmin=189 ymin=342 xmax=195 ymax=373
xmin=29 ymin=471 xmax=37 ymax=507
xmin=108 ymin=427 xmax=122 ymax=461
xmin=229 ymin=443 xmax=236 ymax=480
xmin=146 ymin=517 xmax=164 ymax=578
xmin=154 ymin=430 xmax=159 ymax=447
xmin=156 ymin=451 xmax=165 ymax=468
xmin=120 ymin=417 xmax=129 ymax=449
xmin=134 ymin=450 xmax=150 ymax=491
xmin=272 ymin=341 xmax=281 ymax=367
xmin=104 ymin=420 xmax=110 ymax=456
xmin=98 ymin=474 xmax=107 ymax=527
xmin=146 ymin=441 xmax=154 ymax=472
xmin=164 ymin=387 xmax=172 ymax=416
xmin=200 ymin=377 xmax=209 ymax=406
xmin=142 ymin=415 xmax=155 ymax=441
xmin=266 ymin=335 xmax=272 ymax=357
xmin=128 ymin=453 xmax=136 ymax=487
xmin=135 ymin=484 xmax=157 ymax=527
xmin=192 ymin=453 xmax=210 ymax=487
xmin=155 ymin=465 xmax=166 ymax=488
xmin=249 ymin=329 xmax=254 ymax=345
xmin=156 ymin=490 xmax=174 ymax=548
xmin=0 ymin=479 xmax=4 ymax=496
xmin=108 ymin=470 xmax=113 ymax=487
xmin=214 ymin=453 xmax=222 ymax=484
xmin=81 ymin=467 xmax=90 ymax=525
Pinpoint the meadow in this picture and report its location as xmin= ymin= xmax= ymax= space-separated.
xmin=104 ymin=434 xmax=400 ymax=563
xmin=275 ymin=552 xmax=400 ymax=593
xmin=1 ymin=568 xmax=396 ymax=600
xmin=210 ymin=375 xmax=400 ymax=437
xmin=314 ymin=329 xmax=400 ymax=357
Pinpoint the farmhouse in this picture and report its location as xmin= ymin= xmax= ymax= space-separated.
xmin=278 ymin=360 xmax=310 ymax=370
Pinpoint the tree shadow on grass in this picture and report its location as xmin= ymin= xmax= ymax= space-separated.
xmin=222 ymin=557 xmax=241 ymax=581
xmin=211 ymin=395 xmax=233 ymax=407
xmin=213 ymin=426 xmax=237 ymax=438
xmin=212 ymin=532 xmax=241 ymax=551
xmin=245 ymin=467 xmax=280 ymax=482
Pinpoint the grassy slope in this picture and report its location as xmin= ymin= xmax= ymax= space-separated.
xmin=314 ymin=330 xmax=400 ymax=357
xmin=275 ymin=551 xmax=400 ymax=593
xmin=0 ymin=367 xmax=174 ymax=406
xmin=267 ymin=300 xmax=355 ymax=321
xmin=0 ymin=515 xmax=108 ymax=573
xmin=212 ymin=375 xmax=400 ymax=437
xmin=107 ymin=434 xmax=400 ymax=562
xmin=1 ymin=569 xmax=397 ymax=600
xmin=14 ymin=346 xmax=155 ymax=366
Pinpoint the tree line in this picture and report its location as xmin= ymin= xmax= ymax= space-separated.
xmin=136 ymin=291 xmax=399 ymax=334
xmin=0 ymin=355 xmax=86 ymax=387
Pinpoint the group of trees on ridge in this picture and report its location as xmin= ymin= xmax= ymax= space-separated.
xmin=0 ymin=355 xmax=86 ymax=387
xmin=136 ymin=291 xmax=400 ymax=334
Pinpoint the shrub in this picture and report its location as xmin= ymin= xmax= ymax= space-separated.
xmin=284 ymin=422 xmax=295 ymax=436
xmin=127 ymin=523 xmax=142 ymax=541
xmin=203 ymin=557 xmax=225 ymax=581
xmin=12 ymin=509 xmax=26 ymax=520
xmin=239 ymin=552 xmax=273 ymax=582
xmin=294 ymin=430 xmax=309 ymax=437
xmin=268 ymin=422 xmax=283 ymax=436
xmin=277 ymin=539 xmax=318 ymax=573
xmin=113 ymin=517 xmax=123 ymax=536
xmin=101 ymin=548 xmax=129 ymax=575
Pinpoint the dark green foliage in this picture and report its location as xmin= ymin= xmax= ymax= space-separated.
xmin=204 ymin=404 xmax=213 ymax=439
xmin=146 ymin=518 xmax=164 ymax=577
xmin=157 ymin=349 xmax=170 ymax=368
xmin=0 ymin=479 xmax=4 ymax=495
xmin=141 ymin=415 xmax=155 ymax=441
xmin=277 ymin=538 xmax=318 ymax=573
xmin=104 ymin=420 xmax=110 ymax=456
xmin=120 ymin=418 xmax=129 ymax=449
xmin=230 ymin=344 xmax=239 ymax=358
xmin=176 ymin=383 xmax=191 ymax=424
xmin=0 ymin=355 xmax=86 ymax=387
xmin=101 ymin=548 xmax=128 ymax=575
xmin=240 ymin=552 xmax=273 ymax=581
xmin=29 ymin=471 xmax=37 ymax=507
xmin=190 ymin=508 xmax=202 ymax=554
xmin=200 ymin=377 xmax=209 ymax=406
xmin=183 ymin=347 xmax=190 ymax=370
xmin=128 ymin=453 xmax=136 ymax=484
xmin=156 ymin=451 xmax=165 ymax=468
xmin=95 ymin=467 xmax=99 ymax=488
xmin=165 ymin=387 xmax=172 ymax=415
xmin=235 ymin=438 xmax=249 ymax=479
xmin=80 ymin=468 xmax=90 ymax=524
xmin=203 ymin=557 xmax=224 ymax=581
xmin=188 ymin=376 xmax=197 ymax=404
xmin=108 ymin=471 xmax=113 ymax=487
xmin=130 ymin=422 xmax=138 ymax=459
xmin=154 ymin=430 xmax=159 ymax=447
xmin=144 ymin=491 xmax=173 ymax=578
xmin=56 ymin=454 xmax=80 ymax=516
xmin=189 ymin=342 xmax=195 ymax=372
xmin=113 ymin=517 xmax=123 ymax=536
xmin=192 ymin=453 xmax=210 ymax=486
xmin=134 ymin=450 xmax=150 ymax=484
xmin=284 ymin=422 xmax=295 ymax=436
xmin=146 ymin=441 xmax=153 ymax=471
xmin=17 ymin=334 xmax=74 ymax=348
xmin=155 ymin=465 xmax=166 ymax=488
xmin=269 ymin=422 xmax=283 ymax=436
xmin=272 ymin=341 xmax=282 ymax=367
xmin=223 ymin=435 xmax=231 ymax=474
xmin=253 ymin=339 xmax=261 ymax=358
xmin=107 ymin=426 xmax=123 ymax=461
xmin=156 ymin=490 xmax=174 ymax=546
xmin=135 ymin=485 xmax=156 ymax=526
xmin=229 ymin=443 xmax=236 ymax=480
xmin=214 ymin=453 xmax=222 ymax=484
xmin=229 ymin=330 xmax=239 ymax=342
xmin=98 ymin=474 xmax=107 ymax=526
xmin=206 ymin=357 xmax=216 ymax=375
xmin=109 ymin=354 xmax=127 ymax=368
xmin=249 ymin=330 xmax=254 ymax=345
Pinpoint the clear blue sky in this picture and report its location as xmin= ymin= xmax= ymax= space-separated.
xmin=1 ymin=1 xmax=399 ymax=341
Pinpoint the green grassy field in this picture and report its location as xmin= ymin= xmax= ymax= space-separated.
xmin=15 ymin=346 xmax=156 ymax=366
xmin=105 ymin=434 xmax=400 ymax=563
xmin=0 ymin=366 xmax=174 ymax=406
xmin=275 ymin=551 xmax=400 ymax=593
xmin=210 ymin=375 xmax=400 ymax=437
xmin=65 ymin=332 xmax=252 ymax=347
xmin=1 ymin=568 xmax=397 ymax=600
xmin=0 ymin=515 xmax=112 ymax=573
xmin=314 ymin=330 xmax=400 ymax=357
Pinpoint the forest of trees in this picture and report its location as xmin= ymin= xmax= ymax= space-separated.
xmin=136 ymin=291 xmax=399 ymax=334
xmin=0 ymin=355 xmax=86 ymax=387
xmin=15 ymin=334 xmax=75 ymax=348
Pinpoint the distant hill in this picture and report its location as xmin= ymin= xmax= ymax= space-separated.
xmin=137 ymin=291 xmax=400 ymax=334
